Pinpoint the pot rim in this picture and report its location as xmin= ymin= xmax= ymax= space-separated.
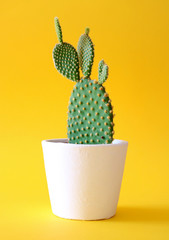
xmin=42 ymin=138 xmax=128 ymax=147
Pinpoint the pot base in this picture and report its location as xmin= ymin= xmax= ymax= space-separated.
xmin=52 ymin=212 xmax=116 ymax=221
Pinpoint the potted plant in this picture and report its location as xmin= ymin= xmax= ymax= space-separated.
xmin=42 ymin=17 xmax=128 ymax=220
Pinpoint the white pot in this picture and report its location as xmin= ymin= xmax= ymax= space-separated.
xmin=42 ymin=139 xmax=128 ymax=220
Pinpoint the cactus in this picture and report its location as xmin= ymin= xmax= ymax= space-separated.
xmin=53 ymin=17 xmax=115 ymax=144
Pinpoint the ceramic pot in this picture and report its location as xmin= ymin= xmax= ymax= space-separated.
xmin=42 ymin=139 xmax=128 ymax=220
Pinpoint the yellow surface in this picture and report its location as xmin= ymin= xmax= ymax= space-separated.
xmin=0 ymin=0 xmax=169 ymax=239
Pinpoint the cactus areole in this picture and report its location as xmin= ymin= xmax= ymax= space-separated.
xmin=53 ymin=17 xmax=115 ymax=144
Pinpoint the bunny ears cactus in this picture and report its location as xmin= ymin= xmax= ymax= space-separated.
xmin=53 ymin=17 xmax=115 ymax=144
xmin=53 ymin=17 xmax=109 ymax=83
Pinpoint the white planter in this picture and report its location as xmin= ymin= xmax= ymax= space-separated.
xmin=42 ymin=139 xmax=128 ymax=220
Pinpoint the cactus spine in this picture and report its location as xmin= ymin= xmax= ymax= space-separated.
xmin=53 ymin=18 xmax=115 ymax=144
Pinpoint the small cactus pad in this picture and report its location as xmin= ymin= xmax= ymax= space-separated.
xmin=53 ymin=43 xmax=80 ymax=81
xmin=98 ymin=60 xmax=108 ymax=84
xmin=54 ymin=17 xmax=63 ymax=43
xmin=77 ymin=28 xmax=94 ymax=78
xmin=67 ymin=79 xmax=114 ymax=144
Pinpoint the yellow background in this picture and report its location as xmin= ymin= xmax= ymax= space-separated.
xmin=0 ymin=0 xmax=169 ymax=239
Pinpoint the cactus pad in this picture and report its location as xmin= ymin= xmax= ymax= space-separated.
xmin=67 ymin=79 xmax=114 ymax=144
xmin=77 ymin=28 xmax=94 ymax=79
xmin=53 ymin=43 xmax=80 ymax=81
xmin=98 ymin=60 xmax=109 ymax=84
xmin=54 ymin=17 xmax=63 ymax=44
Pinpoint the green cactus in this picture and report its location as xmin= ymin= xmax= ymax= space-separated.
xmin=53 ymin=17 xmax=115 ymax=144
